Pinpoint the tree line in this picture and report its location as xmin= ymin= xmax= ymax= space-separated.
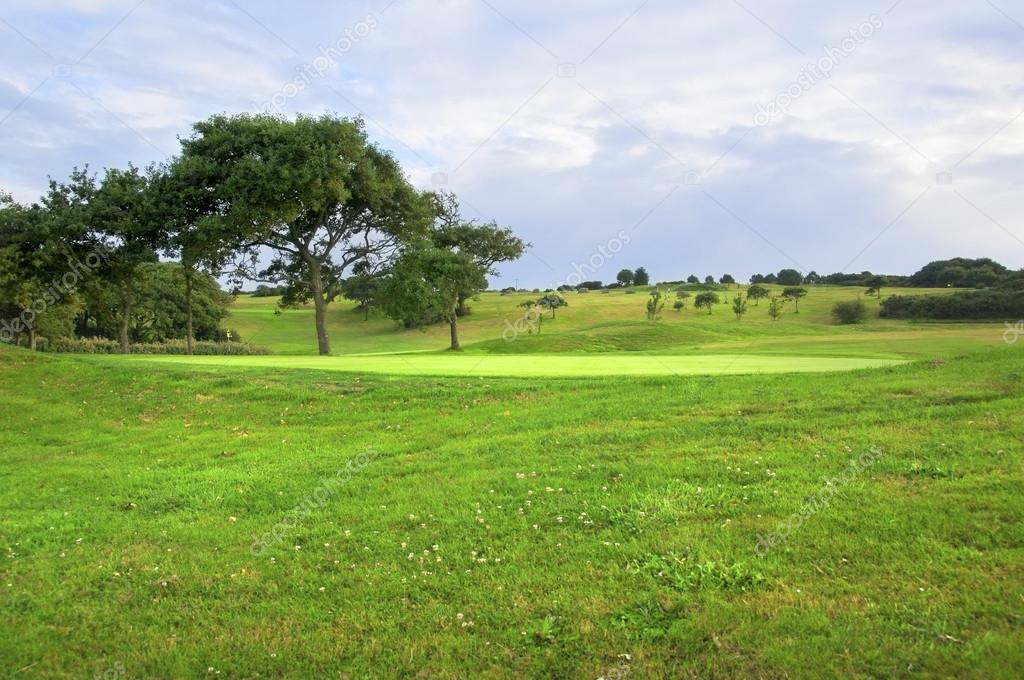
xmin=0 ymin=114 xmax=527 ymax=355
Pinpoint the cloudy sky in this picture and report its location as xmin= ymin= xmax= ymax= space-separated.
xmin=2 ymin=0 xmax=1023 ymax=287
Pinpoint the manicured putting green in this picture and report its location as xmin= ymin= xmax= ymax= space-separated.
xmin=116 ymin=353 xmax=907 ymax=377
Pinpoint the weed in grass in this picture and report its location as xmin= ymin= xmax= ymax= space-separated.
xmin=610 ymin=598 xmax=675 ymax=640
xmin=630 ymin=551 xmax=767 ymax=593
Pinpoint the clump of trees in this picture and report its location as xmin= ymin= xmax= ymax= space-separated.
xmin=0 ymin=114 xmax=527 ymax=355
xmin=614 ymin=267 xmax=650 ymax=287
xmin=880 ymin=290 xmax=1024 ymax=320
xmin=909 ymin=258 xmax=1008 ymax=288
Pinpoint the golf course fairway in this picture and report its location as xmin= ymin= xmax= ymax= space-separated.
xmin=115 ymin=353 xmax=907 ymax=377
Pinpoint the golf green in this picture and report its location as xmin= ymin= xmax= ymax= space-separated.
xmin=113 ymin=353 xmax=907 ymax=377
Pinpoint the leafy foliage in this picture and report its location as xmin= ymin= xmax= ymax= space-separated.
xmin=646 ymin=289 xmax=666 ymax=320
xmin=880 ymin=290 xmax=1024 ymax=320
xmin=731 ymin=294 xmax=748 ymax=319
xmin=747 ymin=284 xmax=769 ymax=305
xmin=832 ymin=299 xmax=868 ymax=324
xmin=694 ymin=291 xmax=720 ymax=314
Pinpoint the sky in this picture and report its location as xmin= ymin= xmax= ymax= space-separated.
xmin=1 ymin=0 xmax=1023 ymax=288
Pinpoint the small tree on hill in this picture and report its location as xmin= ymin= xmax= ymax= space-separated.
xmin=782 ymin=286 xmax=807 ymax=313
xmin=538 ymin=292 xmax=568 ymax=318
xmin=673 ymin=299 xmax=685 ymax=312
xmin=633 ymin=267 xmax=650 ymax=286
xmin=720 ymin=274 xmax=735 ymax=287
xmin=731 ymin=294 xmax=748 ymax=320
xmin=686 ymin=274 xmax=699 ymax=284
xmin=646 ymin=289 xmax=665 ymax=320
xmin=767 ymin=295 xmax=786 ymax=321
xmin=865 ymin=275 xmax=887 ymax=299
xmin=617 ymin=269 xmax=635 ymax=286
xmin=704 ymin=275 xmax=715 ymax=285
xmin=747 ymin=284 xmax=769 ymax=306
xmin=694 ymin=291 xmax=720 ymax=314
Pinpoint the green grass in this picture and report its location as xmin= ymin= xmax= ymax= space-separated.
xmin=5 ymin=285 xmax=1023 ymax=677
xmin=2 ymin=344 xmax=1023 ymax=678
xmin=228 ymin=285 xmax=1004 ymax=359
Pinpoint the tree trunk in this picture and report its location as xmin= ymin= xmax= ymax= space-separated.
xmin=184 ymin=270 xmax=195 ymax=355
xmin=28 ymin=327 xmax=36 ymax=352
xmin=119 ymin=286 xmax=131 ymax=354
xmin=449 ymin=309 xmax=461 ymax=351
xmin=305 ymin=256 xmax=331 ymax=355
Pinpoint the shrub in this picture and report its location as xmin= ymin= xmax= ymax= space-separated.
xmin=879 ymin=290 xmax=1024 ymax=320
xmin=41 ymin=337 xmax=270 ymax=355
xmin=832 ymin=299 xmax=868 ymax=324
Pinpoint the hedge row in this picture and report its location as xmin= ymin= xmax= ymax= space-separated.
xmin=40 ymin=337 xmax=270 ymax=355
xmin=880 ymin=290 xmax=1024 ymax=320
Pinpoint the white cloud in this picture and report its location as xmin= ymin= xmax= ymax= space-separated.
xmin=0 ymin=0 xmax=1021 ymax=282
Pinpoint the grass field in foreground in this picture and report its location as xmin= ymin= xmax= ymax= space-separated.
xmin=115 ymin=353 xmax=907 ymax=377
xmin=1 ymin=345 xmax=1022 ymax=678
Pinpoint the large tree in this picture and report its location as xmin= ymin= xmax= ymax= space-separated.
xmin=178 ymin=114 xmax=427 ymax=355
xmin=0 ymin=194 xmax=83 ymax=349
xmin=82 ymin=167 xmax=163 ymax=353
xmin=429 ymin=192 xmax=526 ymax=316
xmin=154 ymin=160 xmax=236 ymax=354
xmin=377 ymin=244 xmax=487 ymax=350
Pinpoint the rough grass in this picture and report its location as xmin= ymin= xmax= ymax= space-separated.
xmin=1 ymin=345 xmax=1022 ymax=678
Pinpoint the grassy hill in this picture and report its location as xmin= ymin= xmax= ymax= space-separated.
xmin=228 ymin=285 xmax=1006 ymax=361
